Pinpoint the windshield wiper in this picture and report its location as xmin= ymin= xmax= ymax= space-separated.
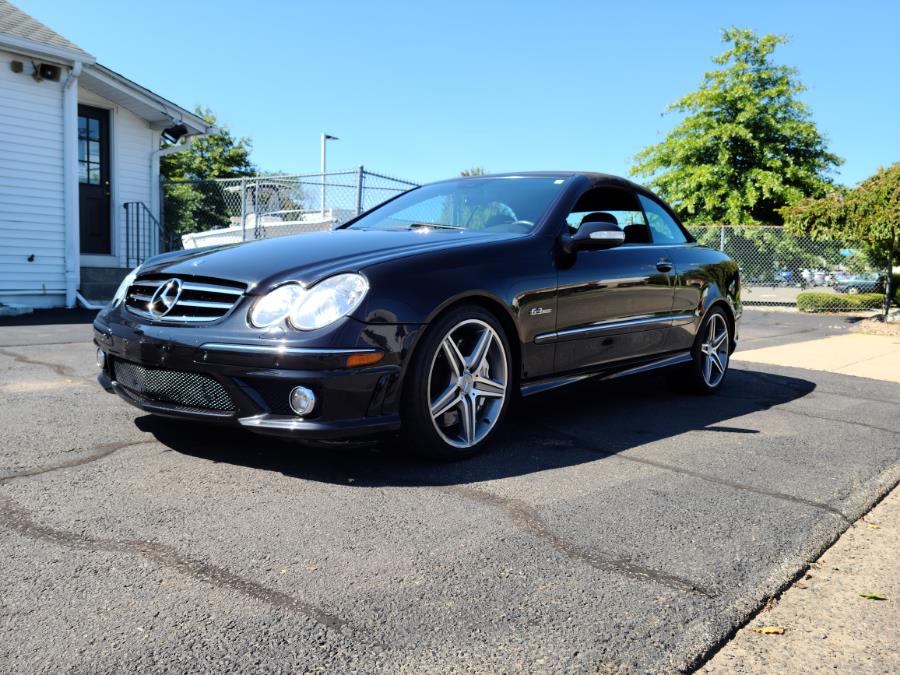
xmin=408 ymin=222 xmax=464 ymax=231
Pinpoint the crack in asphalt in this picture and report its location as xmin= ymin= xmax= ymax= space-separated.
xmin=773 ymin=406 xmax=900 ymax=437
xmin=534 ymin=425 xmax=851 ymax=522
xmin=443 ymin=485 xmax=717 ymax=598
xmin=0 ymin=439 xmax=352 ymax=636
xmin=0 ymin=441 xmax=147 ymax=485
xmin=0 ymin=494 xmax=349 ymax=632
xmin=0 ymin=340 xmax=89 ymax=348
xmin=0 ymin=347 xmax=89 ymax=384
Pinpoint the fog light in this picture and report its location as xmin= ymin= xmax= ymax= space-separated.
xmin=289 ymin=386 xmax=316 ymax=416
xmin=96 ymin=348 xmax=106 ymax=369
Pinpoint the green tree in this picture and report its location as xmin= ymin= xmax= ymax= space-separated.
xmin=460 ymin=166 xmax=487 ymax=176
xmin=161 ymin=106 xmax=254 ymax=181
xmin=631 ymin=28 xmax=841 ymax=225
xmin=161 ymin=107 xmax=255 ymax=237
xmin=783 ymin=163 xmax=900 ymax=317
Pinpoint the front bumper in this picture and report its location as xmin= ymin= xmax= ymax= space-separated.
xmin=93 ymin=308 xmax=422 ymax=440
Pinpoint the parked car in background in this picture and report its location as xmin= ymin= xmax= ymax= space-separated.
xmin=93 ymin=172 xmax=741 ymax=459
xmin=833 ymin=272 xmax=884 ymax=294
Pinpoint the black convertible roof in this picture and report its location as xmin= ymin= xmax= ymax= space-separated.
xmin=453 ymin=171 xmax=652 ymax=194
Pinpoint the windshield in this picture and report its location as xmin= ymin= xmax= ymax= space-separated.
xmin=346 ymin=176 xmax=567 ymax=233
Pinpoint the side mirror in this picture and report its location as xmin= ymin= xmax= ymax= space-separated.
xmin=560 ymin=221 xmax=625 ymax=254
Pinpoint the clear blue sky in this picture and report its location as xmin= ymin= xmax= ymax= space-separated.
xmin=17 ymin=0 xmax=899 ymax=186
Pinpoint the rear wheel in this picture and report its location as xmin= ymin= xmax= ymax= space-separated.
xmin=684 ymin=307 xmax=731 ymax=394
xmin=402 ymin=306 xmax=511 ymax=459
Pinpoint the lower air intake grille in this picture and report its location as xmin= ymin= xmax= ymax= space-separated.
xmin=113 ymin=360 xmax=234 ymax=412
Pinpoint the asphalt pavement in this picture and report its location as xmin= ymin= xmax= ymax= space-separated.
xmin=1 ymin=309 xmax=898 ymax=672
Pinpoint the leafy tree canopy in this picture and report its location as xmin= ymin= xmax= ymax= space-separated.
xmin=161 ymin=107 xmax=255 ymax=237
xmin=161 ymin=106 xmax=255 ymax=181
xmin=631 ymin=28 xmax=841 ymax=225
xmin=783 ymin=163 xmax=900 ymax=314
xmin=783 ymin=163 xmax=899 ymax=264
xmin=460 ymin=167 xmax=487 ymax=176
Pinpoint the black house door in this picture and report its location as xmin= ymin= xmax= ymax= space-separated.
xmin=78 ymin=105 xmax=111 ymax=254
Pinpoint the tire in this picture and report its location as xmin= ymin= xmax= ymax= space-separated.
xmin=683 ymin=306 xmax=731 ymax=394
xmin=401 ymin=305 xmax=512 ymax=460
xmin=846 ymin=286 xmax=860 ymax=295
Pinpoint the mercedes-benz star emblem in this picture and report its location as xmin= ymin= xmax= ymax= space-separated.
xmin=149 ymin=278 xmax=183 ymax=318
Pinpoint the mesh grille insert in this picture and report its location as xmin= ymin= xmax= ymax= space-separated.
xmin=113 ymin=360 xmax=234 ymax=412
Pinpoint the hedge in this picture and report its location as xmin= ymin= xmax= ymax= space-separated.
xmin=797 ymin=292 xmax=886 ymax=313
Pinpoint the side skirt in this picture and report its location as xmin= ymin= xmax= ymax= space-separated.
xmin=519 ymin=351 xmax=692 ymax=398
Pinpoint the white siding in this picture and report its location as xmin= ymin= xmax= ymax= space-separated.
xmin=78 ymin=87 xmax=157 ymax=268
xmin=0 ymin=48 xmax=66 ymax=306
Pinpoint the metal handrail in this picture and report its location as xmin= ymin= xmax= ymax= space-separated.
xmin=124 ymin=202 xmax=173 ymax=267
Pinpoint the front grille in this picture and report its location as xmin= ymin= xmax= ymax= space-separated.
xmin=113 ymin=360 xmax=235 ymax=412
xmin=124 ymin=275 xmax=246 ymax=323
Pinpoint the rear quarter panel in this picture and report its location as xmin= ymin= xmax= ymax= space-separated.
xmin=667 ymin=244 xmax=741 ymax=351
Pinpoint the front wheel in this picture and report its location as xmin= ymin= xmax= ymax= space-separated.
xmin=401 ymin=306 xmax=512 ymax=459
xmin=684 ymin=307 xmax=731 ymax=394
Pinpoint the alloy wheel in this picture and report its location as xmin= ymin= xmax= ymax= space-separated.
xmin=427 ymin=319 xmax=508 ymax=448
xmin=699 ymin=312 xmax=729 ymax=388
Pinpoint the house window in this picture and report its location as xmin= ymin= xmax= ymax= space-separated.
xmin=78 ymin=115 xmax=102 ymax=185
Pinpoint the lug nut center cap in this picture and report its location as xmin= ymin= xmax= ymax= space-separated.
xmin=459 ymin=371 xmax=475 ymax=395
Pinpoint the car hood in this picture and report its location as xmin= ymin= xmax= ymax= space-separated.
xmin=139 ymin=228 xmax=521 ymax=292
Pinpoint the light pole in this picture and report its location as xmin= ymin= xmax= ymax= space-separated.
xmin=320 ymin=133 xmax=338 ymax=217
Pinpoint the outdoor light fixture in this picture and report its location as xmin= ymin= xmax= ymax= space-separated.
xmin=162 ymin=123 xmax=189 ymax=144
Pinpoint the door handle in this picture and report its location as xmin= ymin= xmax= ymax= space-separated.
xmin=656 ymin=258 xmax=673 ymax=272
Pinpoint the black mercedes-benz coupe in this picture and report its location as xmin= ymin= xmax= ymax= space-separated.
xmin=93 ymin=172 xmax=741 ymax=458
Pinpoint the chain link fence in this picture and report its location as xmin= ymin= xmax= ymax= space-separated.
xmin=162 ymin=168 xmax=418 ymax=250
xmin=687 ymin=226 xmax=898 ymax=313
xmin=161 ymin=178 xmax=896 ymax=313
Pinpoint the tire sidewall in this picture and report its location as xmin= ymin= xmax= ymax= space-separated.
xmin=401 ymin=305 xmax=513 ymax=459
xmin=688 ymin=306 xmax=730 ymax=394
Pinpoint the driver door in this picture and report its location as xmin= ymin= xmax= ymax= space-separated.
xmin=552 ymin=186 xmax=676 ymax=373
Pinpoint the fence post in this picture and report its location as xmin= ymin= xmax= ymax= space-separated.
xmin=356 ymin=165 xmax=365 ymax=216
xmin=240 ymin=178 xmax=248 ymax=242
xmin=719 ymin=225 xmax=726 ymax=252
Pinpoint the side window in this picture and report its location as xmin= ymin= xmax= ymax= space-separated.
xmin=566 ymin=187 xmax=651 ymax=244
xmin=638 ymin=194 xmax=688 ymax=244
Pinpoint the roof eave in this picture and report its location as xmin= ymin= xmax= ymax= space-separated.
xmin=0 ymin=32 xmax=95 ymax=64
xmin=82 ymin=63 xmax=213 ymax=136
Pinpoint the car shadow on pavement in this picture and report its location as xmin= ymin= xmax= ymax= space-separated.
xmin=137 ymin=367 xmax=815 ymax=487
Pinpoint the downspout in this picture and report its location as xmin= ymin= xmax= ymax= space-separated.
xmin=62 ymin=61 xmax=82 ymax=307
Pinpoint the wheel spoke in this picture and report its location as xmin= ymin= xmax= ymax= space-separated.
xmin=704 ymin=350 xmax=713 ymax=383
xmin=431 ymin=384 xmax=461 ymax=419
xmin=713 ymin=329 xmax=728 ymax=350
xmin=473 ymin=375 xmax=505 ymax=398
xmin=441 ymin=336 xmax=466 ymax=377
xmin=459 ymin=396 xmax=477 ymax=445
xmin=710 ymin=352 xmax=724 ymax=374
xmin=466 ymin=328 xmax=493 ymax=372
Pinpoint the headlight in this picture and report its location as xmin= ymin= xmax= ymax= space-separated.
xmin=289 ymin=273 xmax=369 ymax=330
xmin=248 ymin=274 xmax=369 ymax=330
xmin=248 ymin=283 xmax=304 ymax=328
xmin=111 ymin=267 xmax=140 ymax=307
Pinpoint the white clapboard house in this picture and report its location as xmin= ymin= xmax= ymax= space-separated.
xmin=0 ymin=0 xmax=213 ymax=308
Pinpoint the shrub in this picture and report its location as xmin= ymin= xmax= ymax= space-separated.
xmin=797 ymin=291 xmax=886 ymax=312
xmin=797 ymin=292 xmax=854 ymax=312
xmin=853 ymin=293 xmax=888 ymax=309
